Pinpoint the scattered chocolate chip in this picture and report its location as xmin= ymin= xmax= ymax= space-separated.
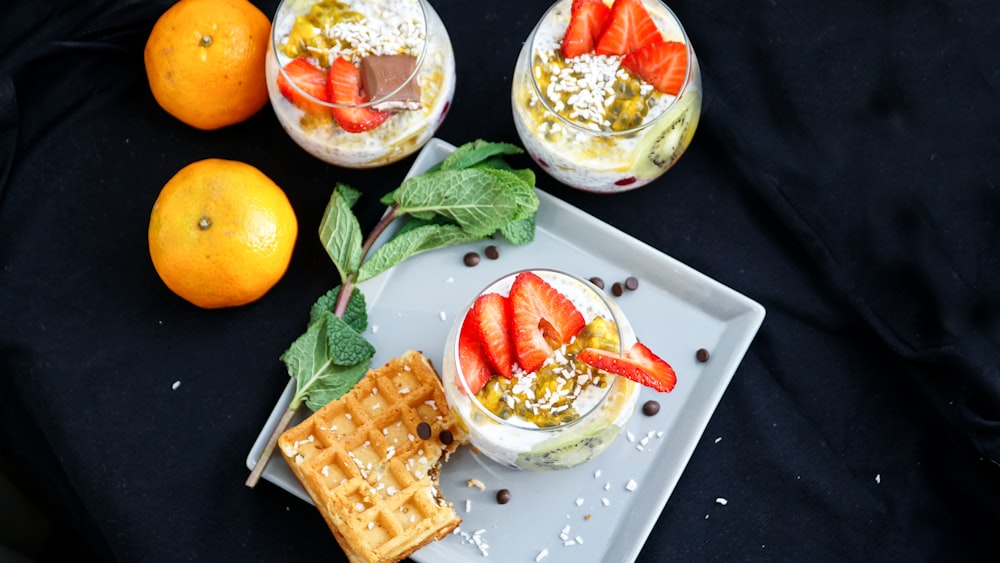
xmin=463 ymin=252 xmax=480 ymax=267
xmin=439 ymin=429 xmax=454 ymax=445
xmin=642 ymin=400 xmax=660 ymax=416
xmin=696 ymin=348 xmax=710 ymax=363
xmin=589 ymin=276 xmax=605 ymax=289
xmin=485 ymin=245 xmax=500 ymax=260
xmin=625 ymin=276 xmax=639 ymax=291
xmin=611 ymin=282 xmax=624 ymax=296
xmin=416 ymin=421 xmax=432 ymax=440
xmin=496 ymin=489 xmax=511 ymax=504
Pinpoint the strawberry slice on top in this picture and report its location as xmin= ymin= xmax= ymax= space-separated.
xmin=458 ymin=308 xmax=495 ymax=395
xmin=509 ymin=271 xmax=586 ymax=373
xmin=577 ymin=341 xmax=677 ymax=392
xmin=473 ymin=293 xmax=515 ymax=379
xmin=594 ymin=0 xmax=662 ymax=57
xmin=327 ymin=56 xmax=390 ymax=133
xmin=561 ymin=0 xmax=612 ymax=59
xmin=277 ymin=57 xmax=329 ymax=115
xmin=621 ymin=39 xmax=688 ymax=95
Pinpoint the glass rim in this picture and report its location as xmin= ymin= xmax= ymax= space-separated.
xmin=526 ymin=0 xmax=696 ymax=137
xmin=452 ymin=268 xmax=627 ymax=432
xmin=271 ymin=0 xmax=430 ymax=111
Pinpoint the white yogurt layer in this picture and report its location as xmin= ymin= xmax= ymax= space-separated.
xmin=267 ymin=0 xmax=455 ymax=168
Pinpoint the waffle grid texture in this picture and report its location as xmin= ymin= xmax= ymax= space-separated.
xmin=279 ymin=351 xmax=465 ymax=563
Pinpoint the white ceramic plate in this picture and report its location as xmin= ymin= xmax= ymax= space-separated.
xmin=247 ymin=138 xmax=765 ymax=562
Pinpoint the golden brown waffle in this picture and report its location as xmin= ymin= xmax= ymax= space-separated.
xmin=278 ymin=350 xmax=465 ymax=563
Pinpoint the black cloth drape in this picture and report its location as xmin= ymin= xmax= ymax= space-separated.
xmin=2 ymin=0 xmax=998 ymax=561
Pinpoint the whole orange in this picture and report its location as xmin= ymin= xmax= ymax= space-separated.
xmin=144 ymin=0 xmax=271 ymax=130
xmin=148 ymin=159 xmax=298 ymax=309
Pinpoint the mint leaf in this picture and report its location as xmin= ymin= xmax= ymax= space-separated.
xmin=473 ymin=155 xmax=513 ymax=170
xmin=500 ymin=216 xmax=536 ymax=245
xmin=281 ymin=312 xmax=374 ymax=411
xmin=323 ymin=311 xmax=375 ymax=366
xmin=302 ymin=361 xmax=369 ymax=412
xmin=309 ymin=286 xmax=368 ymax=333
xmin=392 ymin=169 xmax=522 ymax=236
xmin=319 ymin=184 xmax=365 ymax=282
xmin=357 ymin=222 xmax=483 ymax=282
xmin=439 ymin=139 xmax=523 ymax=171
xmin=481 ymin=168 xmax=539 ymax=220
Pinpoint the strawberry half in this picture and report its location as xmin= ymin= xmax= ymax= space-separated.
xmin=327 ymin=57 xmax=390 ymax=133
xmin=509 ymin=272 xmax=586 ymax=373
xmin=277 ymin=57 xmax=329 ymax=115
xmin=577 ymin=342 xmax=677 ymax=392
xmin=458 ymin=309 xmax=494 ymax=395
xmin=473 ymin=293 xmax=515 ymax=379
xmin=621 ymin=39 xmax=688 ymax=95
xmin=561 ymin=0 xmax=612 ymax=59
xmin=594 ymin=0 xmax=662 ymax=57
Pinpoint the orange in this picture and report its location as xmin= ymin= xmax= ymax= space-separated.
xmin=148 ymin=159 xmax=298 ymax=309
xmin=144 ymin=0 xmax=271 ymax=130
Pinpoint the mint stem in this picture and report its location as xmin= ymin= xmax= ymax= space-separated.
xmin=246 ymin=206 xmax=401 ymax=489
xmin=333 ymin=206 xmax=401 ymax=317
xmin=245 ymin=406 xmax=297 ymax=488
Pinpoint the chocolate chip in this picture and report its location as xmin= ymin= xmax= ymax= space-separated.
xmin=439 ymin=429 xmax=454 ymax=445
xmin=463 ymin=252 xmax=480 ymax=267
xmin=589 ymin=277 xmax=605 ymax=289
xmin=496 ymin=489 xmax=511 ymax=504
xmin=642 ymin=400 xmax=660 ymax=416
xmin=416 ymin=421 xmax=432 ymax=440
xmin=611 ymin=282 xmax=624 ymax=296
xmin=485 ymin=245 xmax=500 ymax=259
xmin=625 ymin=276 xmax=639 ymax=291
xmin=696 ymin=348 xmax=710 ymax=363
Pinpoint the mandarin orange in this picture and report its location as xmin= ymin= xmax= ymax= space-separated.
xmin=148 ymin=159 xmax=298 ymax=309
xmin=144 ymin=0 xmax=271 ymax=130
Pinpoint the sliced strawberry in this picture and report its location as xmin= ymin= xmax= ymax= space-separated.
xmin=594 ymin=0 xmax=662 ymax=57
xmin=621 ymin=39 xmax=688 ymax=95
xmin=561 ymin=0 xmax=612 ymax=59
xmin=509 ymin=272 xmax=586 ymax=373
xmin=577 ymin=342 xmax=677 ymax=392
xmin=277 ymin=57 xmax=329 ymax=115
xmin=458 ymin=309 xmax=494 ymax=394
xmin=327 ymin=57 xmax=390 ymax=133
xmin=473 ymin=293 xmax=515 ymax=379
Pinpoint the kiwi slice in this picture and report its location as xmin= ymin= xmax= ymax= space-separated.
xmin=515 ymin=423 xmax=621 ymax=471
xmin=631 ymin=90 xmax=702 ymax=180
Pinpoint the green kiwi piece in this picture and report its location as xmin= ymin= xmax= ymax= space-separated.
xmin=514 ymin=423 xmax=621 ymax=471
xmin=631 ymin=90 xmax=702 ymax=180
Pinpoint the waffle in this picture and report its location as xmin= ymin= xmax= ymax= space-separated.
xmin=278 ymin=350 xmax=465 ymax=563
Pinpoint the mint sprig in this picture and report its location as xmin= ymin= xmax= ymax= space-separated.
xmin=246 ymin=140 xmax=538 ymax=488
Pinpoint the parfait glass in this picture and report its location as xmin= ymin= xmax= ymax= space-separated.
xmin=511 ymin=0 xmax=702 ymax=192
xmin=441 ymin=269 xmax=640 ymax=471
xmin=265 ymin=0 xmax=455 ymax=168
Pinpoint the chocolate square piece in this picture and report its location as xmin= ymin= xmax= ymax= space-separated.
xmin=360 ymin=54 xmax=422 ymax=112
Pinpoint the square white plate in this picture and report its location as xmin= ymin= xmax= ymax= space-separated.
xmin=247 ymin=138 xmax=765 ymax=562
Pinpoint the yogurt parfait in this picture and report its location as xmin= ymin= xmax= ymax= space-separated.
xmin=266 ymin=0 xmax=455 ymax=168
xmin=441 ymin=269 xmax=677 ymax=471
xmin=511 ymin=0 xmax=702 ymax=192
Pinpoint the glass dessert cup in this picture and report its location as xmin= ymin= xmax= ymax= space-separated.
xmin=441 ymin=269 xmax=640 ymax=471
xmin=265 ymin=0 xmax=456 ymax=168
xmin=511 ymin=0 xmax=702 ymax=193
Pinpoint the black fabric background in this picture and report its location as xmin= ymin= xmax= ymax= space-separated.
xmin=2 ymin=0 xmax=999 ymax=561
